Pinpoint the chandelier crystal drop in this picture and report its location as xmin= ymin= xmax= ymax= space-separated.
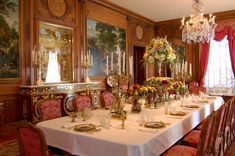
xmin=181 ymin=0 xmax=217 ymax=44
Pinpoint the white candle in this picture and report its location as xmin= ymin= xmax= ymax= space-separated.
xmin=181 ymin=61 xmax=184 ymax=73
xmin=111 ymin=52 xmax=113 ymax=71
xmin=122 ymin=52 xmax=125 ymax=73
xmin=81 ymin=53 xmax=83 ymax=64
xmin=178 ymin=62 xmax=181 ymax=73
xmin=118 ymin=52 xmax=121 ymax=75
xmin=185 ymin=61 xmax=188 ymax=73
xmin=189 ymin=63 xmax=192 ymax=75
xmin=106 ymin=55 xmax=109 ymax=75
xmin=130 ymin=56 xmax=133 ymax=75
xmin=175 ymin=63 xmax=178 ymax=74
xmin=91 ymin=55 xmax=93 ymax=66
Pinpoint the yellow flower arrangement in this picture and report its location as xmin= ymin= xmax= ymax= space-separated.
xmin=143 ymin=37 xmax=176 ymax=63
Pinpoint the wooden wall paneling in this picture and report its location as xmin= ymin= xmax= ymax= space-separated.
xmin=35 ymin=0 xmax=77 ymax=27
xmin=86 ymin=0 xmax=127 ymax=29
xmin=89 ymin=0 xmax=154 ymax=25
xmin=0 ymin=0 xmax=28 ymax=123
xmin=127 ymin=17 xmax=155 ymax=80
xmin=0 ymin=95 xmax=20 ymax=123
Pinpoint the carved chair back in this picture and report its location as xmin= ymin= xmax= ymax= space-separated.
xmin=101 ymin=91 xmax=116 ymax=109
xmin=37 ymin=97 xmax=62 ymax=121
xmin=197 ymin=112 xmax=216 ymax=156
xmin=16 ymin=120 xmax=49 ymax=156
xmin=74 ymin=95 xmax=91 ymax=111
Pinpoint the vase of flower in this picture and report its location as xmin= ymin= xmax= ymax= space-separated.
xmin=157 ymin=60 xmax=163 ymax=76
xmin=132 ymin=97 xmax=142 ymax=112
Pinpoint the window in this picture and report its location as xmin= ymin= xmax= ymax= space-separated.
xmin=205 ymin=36 xmax=234 ymax=88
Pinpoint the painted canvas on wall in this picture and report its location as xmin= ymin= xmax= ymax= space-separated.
xmin=87 ymin=19 xmax=126 ymax=76
xmin=0 ymin=0 xmax=19 ymax=78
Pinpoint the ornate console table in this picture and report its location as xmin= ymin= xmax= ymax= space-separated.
xmin=19 ymin=82 xmax=106 ymax=123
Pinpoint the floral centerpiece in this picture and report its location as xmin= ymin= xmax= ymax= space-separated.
xmin=143 ymin=37 xmax=176 ymax=63
xmin=128 ymin=84 xmax=155 ymax=112
xmin=143 ymin=37 xmax=176 ymax=76
xmin=129 ymin=84 xmax=148 ymax=98
xmin=144 ymin=77 xmax=174 ymax=101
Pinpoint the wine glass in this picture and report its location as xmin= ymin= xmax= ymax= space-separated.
xmin=68 ymin=111 xmax=77 ymax=122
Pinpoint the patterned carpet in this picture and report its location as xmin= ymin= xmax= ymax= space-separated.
xmin=0 ymin=139 xmax=19 ymax=156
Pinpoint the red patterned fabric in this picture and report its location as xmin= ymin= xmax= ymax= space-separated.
xmin=17 ymin=121 xmax=51 ymax=156
xmin=183 ymin=130 xmax=201 ymax=148
xmin=75 ymin=96 xmax=91 ymax=111
xmin=102 ymin=92 xmax=115 ymax=108
xmin=190 ymin=87 xmax=206 ymax=95
xmin=39 ymin=99 xmax=62 ymax=121
xmin=19 ymin=128 xmax=43 ymax=156
xmin=188 ymin=82 xmax=198 ymax=92
xmin=163 ymin=145 xmax=197 ymax=156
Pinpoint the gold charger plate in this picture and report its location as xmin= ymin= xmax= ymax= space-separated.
xmin=74 ymin=124 xmax=96 ymax=132
xmin=144 ymin=121 xmax=166 ymax=129
xmin=170 ymin=111 xmax=187 ymax=116
xmin=184 ymin=104 xmax=199 ymax=108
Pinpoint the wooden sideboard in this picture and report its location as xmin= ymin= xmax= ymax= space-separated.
xmin=19 ymin=82 xmax=105 ymax=123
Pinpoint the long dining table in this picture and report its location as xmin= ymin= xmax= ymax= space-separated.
xmin=37 ymin=95 xmax=224 ymax=156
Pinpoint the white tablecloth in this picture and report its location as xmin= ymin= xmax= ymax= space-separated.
xmin=37 ymin=96 xmax=224 ymax=156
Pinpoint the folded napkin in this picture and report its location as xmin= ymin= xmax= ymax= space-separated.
xmin=62 ymin=122 xmax=80 ymax=129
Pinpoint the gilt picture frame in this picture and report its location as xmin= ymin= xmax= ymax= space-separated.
xmin=87 ymin=18 xmax=126 ymax=77
xmin=0 ymin=0 xmax=19 ymax=80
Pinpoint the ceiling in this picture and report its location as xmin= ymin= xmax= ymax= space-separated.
xmin=108 ymin=0 xmax=235 ymax=22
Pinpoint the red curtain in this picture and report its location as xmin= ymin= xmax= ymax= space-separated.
xmin=199 ymin=28 xmax=231 ymax=86
xmin=228 ymin=28 xmax=235 ymax=76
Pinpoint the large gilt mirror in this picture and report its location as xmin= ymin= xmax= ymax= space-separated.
xmin=36 ymin=22 xmax=73 ymax=83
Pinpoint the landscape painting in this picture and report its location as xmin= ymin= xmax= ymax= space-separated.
xmin=0 ymin=0 xmax=19 ymax=78
xmin=87 ymin=18 xmax=126 ymax=76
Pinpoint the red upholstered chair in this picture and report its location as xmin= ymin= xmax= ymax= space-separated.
xmin=74 ymin=95 xmax=91 ymax=111
xmin=189 ymin=81 xmax=199 ymax=92
xmin=182 ymin=106 xmax=226 ymax=155
xmin=213 ymin=104 xmax=228 ymax=156
xmin=101 ymin=91 xmax=116 ymax=109
xmin=188 ymin=81 xmax=206 ymax=95
xmin=163 ymin=112 xmax=216 ymax=156
xmin=16 ymin=120 xmax=53 ymax=156
xmin=224 ymin=97 xmax=235 ymax=150
xmin=37 ymin=98 xmax=62 ymax=121
xmin=190 ymin=87 xmax=207 ymax=95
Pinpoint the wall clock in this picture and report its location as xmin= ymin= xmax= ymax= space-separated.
xmin=135 ymin=25 xmax=144 ymax=40
xmin=48 ymin=0 xmax=67 ymax=17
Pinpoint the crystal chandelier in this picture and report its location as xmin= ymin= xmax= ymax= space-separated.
xmin=181 ymin=0 xmax=217 ymax=44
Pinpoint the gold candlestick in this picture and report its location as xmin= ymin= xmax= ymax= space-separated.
xmin=81 ymin=55 xmax=92 ymax=83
